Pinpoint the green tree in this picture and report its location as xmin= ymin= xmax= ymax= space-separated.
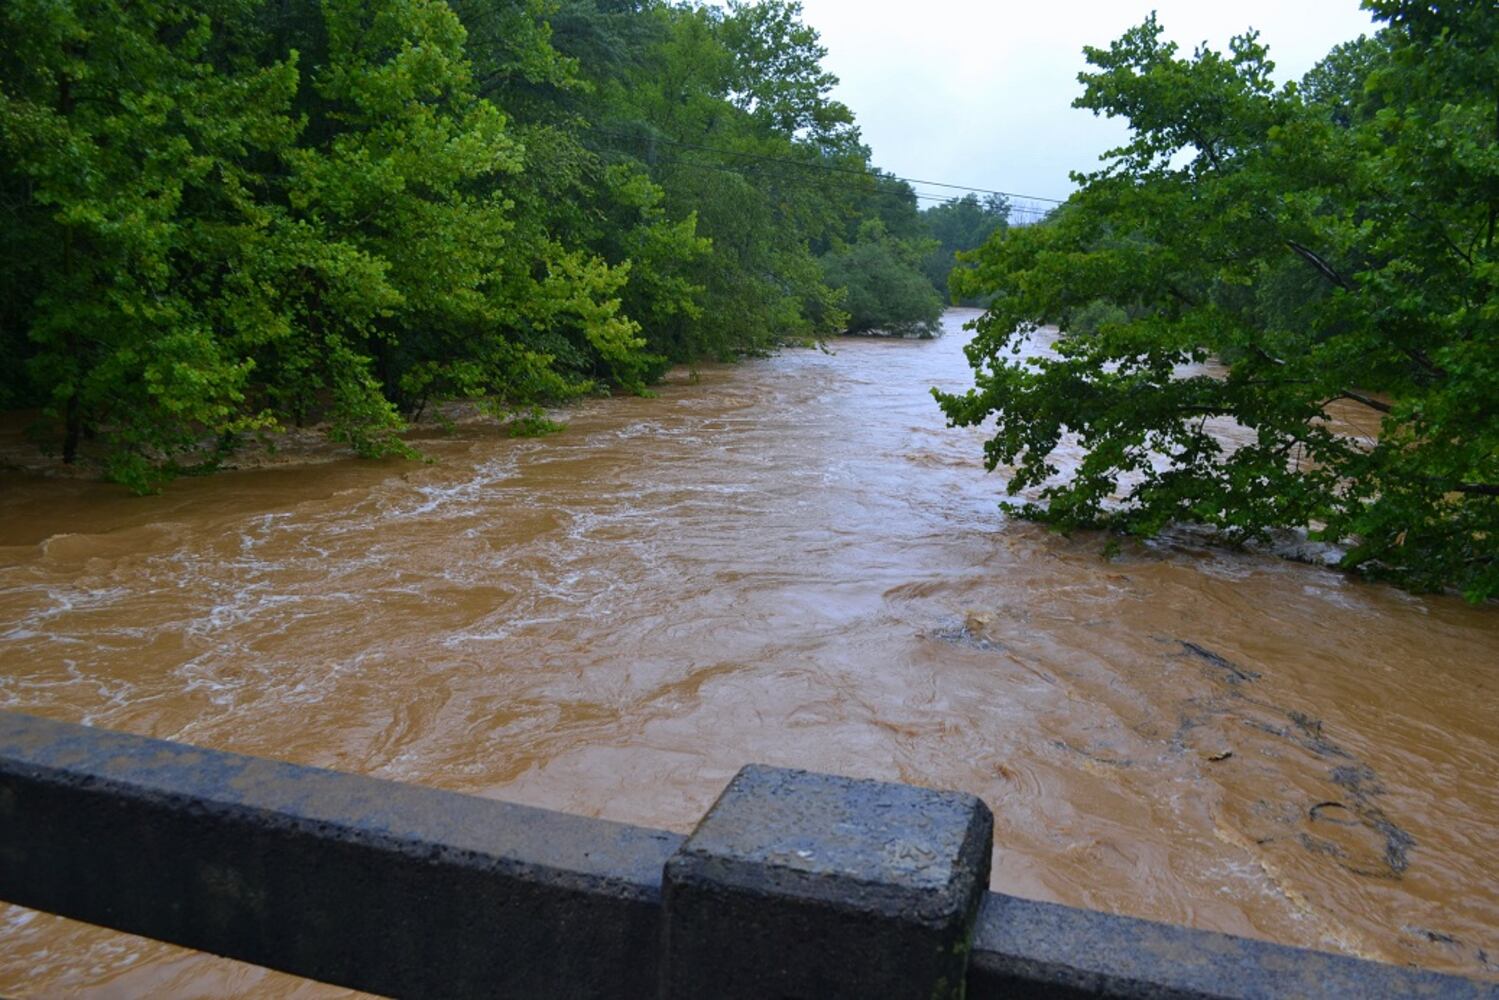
xmin=718 ymin=0 xmax=854 ymax=145
xmin=265 ymin=0 xmax=659 ymax=446
xmin=920 ymin=193 xmax=1009 ymax=304
xmin=2 ymin=0 xmax=953 ymax=487
xmin=588 ymin=0 xmax=857 ymax=357
xmin=938 ymin=5 xmax=1499 ymax=600
xmin=821 ymin=219 xmax=943 ymax=336
xmin=0 ymin=0 xmax=300 ymax=487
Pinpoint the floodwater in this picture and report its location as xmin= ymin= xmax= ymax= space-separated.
xmin=0 ymin=309 xmax=1495 ymax=995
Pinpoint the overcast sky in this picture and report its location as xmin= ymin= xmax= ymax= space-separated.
xmin=795 ymin=0 xmax=1380 ymax=214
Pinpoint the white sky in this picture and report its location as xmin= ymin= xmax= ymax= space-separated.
xmin=796 ymin=0 xmax=1380 ymax=212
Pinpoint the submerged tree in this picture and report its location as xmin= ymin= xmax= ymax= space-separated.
xmin=937 ymin=3 xmax=1499 ymax=600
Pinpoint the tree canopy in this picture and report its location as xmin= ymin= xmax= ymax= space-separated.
xmin=920 ymin=193 xmax=1010 ymax=306
xmin=937 ymin=2 xmax=1499 ymax=600
xmin=0 ymin=0 xmax=942 ymax=489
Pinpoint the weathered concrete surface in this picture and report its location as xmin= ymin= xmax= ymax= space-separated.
xmin=967 ymin=893 xmax=1499 ymax=1000
xmin=661 ymin=764 xmax=993 ymax=999
xmin=0 ymin=712 xmax=681 ymax=999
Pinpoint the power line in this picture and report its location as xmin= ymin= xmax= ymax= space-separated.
xmin=598 ymin=147 xmax=1059 ymax=216
xmin=637 ymin=151 xmax=1056 ymax=221
xmin=590 ymin=127 xmax=1067 ymax=206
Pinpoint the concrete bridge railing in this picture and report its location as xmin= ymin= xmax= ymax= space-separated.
xmin=0 ymin=711 xmax=1491 ymax=999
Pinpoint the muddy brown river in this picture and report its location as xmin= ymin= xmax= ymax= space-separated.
xmin=0 ymin=309 xmax=1496 ymax=994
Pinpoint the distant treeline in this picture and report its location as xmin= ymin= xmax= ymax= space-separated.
xmin=0 ymin=0 xmax=1004 ymax=490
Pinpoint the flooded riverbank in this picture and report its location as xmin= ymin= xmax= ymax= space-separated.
xmin=1 ymin=309 xmax=1495 ymax=994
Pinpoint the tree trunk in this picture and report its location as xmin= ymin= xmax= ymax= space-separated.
xmin=62 ymin=390 xmax=81 ymax=465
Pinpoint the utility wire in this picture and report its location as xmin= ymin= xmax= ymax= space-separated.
xmin=591 ymin=127 xmax=1067 ymax=206
xmin=638 ymin=151 xmax=1054 ymax=219
xmin=591 ymin=139 xmax=1058 ymax=216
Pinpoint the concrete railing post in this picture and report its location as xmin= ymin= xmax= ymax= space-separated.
xmin=661 ymin=764 xmax=994 ymax=1000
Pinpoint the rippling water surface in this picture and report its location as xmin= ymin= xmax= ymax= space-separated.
xmin=1 ymin=310 xmax=1496 ymax=994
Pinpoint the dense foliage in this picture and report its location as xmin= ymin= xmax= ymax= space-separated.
xmin=920 ymin=193 xmax=1009 ymax=305
xmin=821 ymin=219 xmax=942 ymax=336
xmin=937 ymin=2 xmax=1499 ymax=600
xmin=0 ymin=0 xmax=941 ymax=489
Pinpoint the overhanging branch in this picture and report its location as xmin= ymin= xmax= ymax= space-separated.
xmin=1285 ymin=239 xmax=1353 ymax=291
xmin=1336 ymin=391 xmax=1393 ymax=414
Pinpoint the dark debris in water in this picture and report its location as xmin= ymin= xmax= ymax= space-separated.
xmin=1288 ymin=711 xmax=1352 ymax=760
xmin=1177 ymin=640 xmax=1262 ymax=684
xmin=1404 ymin=926 xmax=1461 ymax=947
xmin=1051 ymin=739 xmax=1136 ymax=769
xmin=1309 ymin=801 xmax=1361 ymax=826
xmin=1304 ymin=797 xmax=1412 ymax=877
xmin=1159 ymin=643 xmax=1417 ymax=883
xmin=1398 ymin=928 xmax=1496 ymax=970
xmin=1330 ymin=763 xmax=1385 ymax=798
